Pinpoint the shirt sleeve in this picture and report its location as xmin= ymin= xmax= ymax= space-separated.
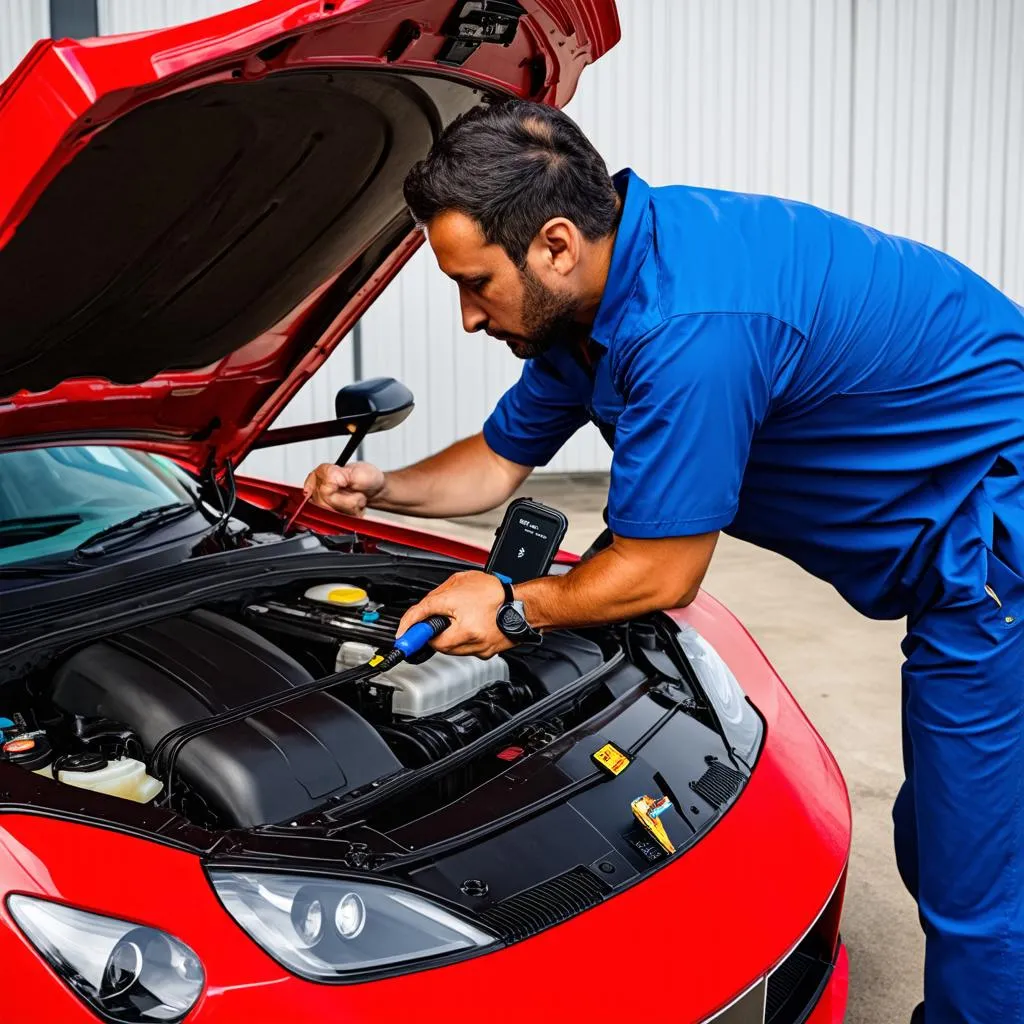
xmin=482 ymin=356 xmax=589 ymax=467
xmin=607 ymin=313 xmax=773 ymax=538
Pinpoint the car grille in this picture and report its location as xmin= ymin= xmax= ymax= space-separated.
xmin=477 ymin=866 xmax=610 ymax=943
xmin=763 ymin=870 xmax=846 ymax=1024
xmin=765 ymin=949 xmax=832 ymax=1023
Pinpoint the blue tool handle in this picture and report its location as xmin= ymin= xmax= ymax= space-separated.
xmin=393 ymin=615 xmax=451 ymax=658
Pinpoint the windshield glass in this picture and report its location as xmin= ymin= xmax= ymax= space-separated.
xmin=0 ymin=446 xmax=197 ymax=566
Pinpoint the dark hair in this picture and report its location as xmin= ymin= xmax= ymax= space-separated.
xmin=403 ymin=100 xmax=619 ymax=267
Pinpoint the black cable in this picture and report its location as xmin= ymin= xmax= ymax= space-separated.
xmin=152 ymin=659 xmax=379 ymax=807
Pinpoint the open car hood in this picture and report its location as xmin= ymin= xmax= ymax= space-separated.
xmin=0 ymin=0 xmax=618 ymax=472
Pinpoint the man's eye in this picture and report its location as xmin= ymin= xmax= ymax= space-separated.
xmin=470 ymin=278 xmax=488 ymax=292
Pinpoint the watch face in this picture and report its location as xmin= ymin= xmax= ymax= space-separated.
xmin=499 ymin=605 xmax=525 ymax=633
xmin=497 ymin=601 xmax=541 ymax=645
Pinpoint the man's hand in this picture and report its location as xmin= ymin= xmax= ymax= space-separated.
xmin=301 ymin=435 xmax=530 ymax=520
xmin=397 ymin=571 xmax=510 ymax=658
xmin=303 ymin=462 xmax=386 ymax=517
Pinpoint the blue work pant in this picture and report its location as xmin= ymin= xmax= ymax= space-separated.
xmin=894 ymin=464 xmax=1024 ymax=1022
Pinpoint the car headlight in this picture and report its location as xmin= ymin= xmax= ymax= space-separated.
xmin=675 ymin=624 xmax=763 ymax=764
xmin=6 ymin=895 xmax=203 ymax=1022
xmin=209 ymin=871 xmax=496 ymax=980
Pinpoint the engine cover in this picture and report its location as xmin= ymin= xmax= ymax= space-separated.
xmin=49 ymin=609 xmax=401 ymax=827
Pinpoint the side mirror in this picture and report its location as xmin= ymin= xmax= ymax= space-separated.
xmin=252 ymin=377 xmax=414 ymax=461
xmin=333 ymin=377 xmax=414 ymax=466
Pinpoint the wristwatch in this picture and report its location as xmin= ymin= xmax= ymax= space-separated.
xmin=495 ymin=578 xmax=543 ymax=646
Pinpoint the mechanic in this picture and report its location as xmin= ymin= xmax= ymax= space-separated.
xmin=305 ymin=101 xmax=1024 ymax=1023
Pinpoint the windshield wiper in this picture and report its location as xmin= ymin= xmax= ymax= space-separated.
xmin=0 ymin=562 xmax=86 ymax=578
xmin=0 ymin=513 xmax=83 ymax=548
xmin=74 ymin=503 xmax=200 ymax=558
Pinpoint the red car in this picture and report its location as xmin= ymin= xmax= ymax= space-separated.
xmin=0 ymin=3 xmax=850 ymax=1022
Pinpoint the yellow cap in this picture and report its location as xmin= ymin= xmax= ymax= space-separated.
xmin=304 ymin=583 xmax=369 ymax=608
xmin=327 ymin=586 xmax=368 ymax=607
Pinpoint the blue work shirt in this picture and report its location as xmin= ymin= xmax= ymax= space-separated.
xmin=483 ymin=170 xmax=1024 ymax=619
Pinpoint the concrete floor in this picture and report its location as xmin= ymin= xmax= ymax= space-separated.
xmin=378 ymin=472 xmax=923 ymax=1022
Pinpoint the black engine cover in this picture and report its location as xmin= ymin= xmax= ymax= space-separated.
xmin=50 ymin=609 xmax=401 ymax=827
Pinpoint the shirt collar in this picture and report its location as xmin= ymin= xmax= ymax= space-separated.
xmin=590 ymin=168 xmax=652 ymax=350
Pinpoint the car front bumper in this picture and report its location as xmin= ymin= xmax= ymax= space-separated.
xmin=808 ymin=944 xmax=849 ymax=1024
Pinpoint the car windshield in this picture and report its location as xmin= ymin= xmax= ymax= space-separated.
xmin=0 ymin=446 xmax=198 ymax=567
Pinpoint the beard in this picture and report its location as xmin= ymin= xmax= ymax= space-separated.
xmin=502 ymin=265 xmax=580 ymax=360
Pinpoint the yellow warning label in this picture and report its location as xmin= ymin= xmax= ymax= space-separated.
xmin=368 ymin=654 xmax=384 ymax=667
xmin=592 ymin=742 xmax=630 ymax=776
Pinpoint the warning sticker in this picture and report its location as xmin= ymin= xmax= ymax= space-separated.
xmin=592 ymin=742 xmax=631 ymax=776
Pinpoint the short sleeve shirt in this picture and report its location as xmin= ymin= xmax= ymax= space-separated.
xmin=483 ymin=170 xmax=1024 ymax=618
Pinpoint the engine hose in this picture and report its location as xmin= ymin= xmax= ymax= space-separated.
xmin=465 ymin=698 xmax=511 ymax=723
xmin=416 ymin=721 xmax=457 ymax=759
xmin=431 ymin=716 xmax=469 ymax=748
xmin=394 ymin=722 xmax=440 ymax=762
xmin=377 ymin=725 xmax=435 ymax=767
xmin=489 ymin=680 xmax=532 ymax=709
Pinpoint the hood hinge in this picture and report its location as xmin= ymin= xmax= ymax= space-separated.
xmin=437 ymin=1 xmax=525 ymax=66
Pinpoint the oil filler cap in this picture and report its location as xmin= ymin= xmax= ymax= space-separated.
xmin=3 ymin=738 xmax=35 ymax=755
xmin=3 ymin=735 xmax=54 ymax=771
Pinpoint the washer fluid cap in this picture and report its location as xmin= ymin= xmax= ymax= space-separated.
xmin=304 ymin=583 xmax=369 ymax=609
xmin=59 ymin=752 xmax=108 ymax=773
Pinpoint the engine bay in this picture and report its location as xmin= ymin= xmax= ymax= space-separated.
xmin=0 ymin=570 xmax=637 ymax=832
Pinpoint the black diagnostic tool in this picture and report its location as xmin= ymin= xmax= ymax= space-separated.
xmin=485 ymin=497 xmax=569 ymax=585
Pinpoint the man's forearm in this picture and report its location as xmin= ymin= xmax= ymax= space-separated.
xmin=516 ymin=533 xmax=719 ymax=629
xmin=395 ymin=532 xmax=719 ymax=658
xmin=372 ymin=433 xmax=531 ymax=518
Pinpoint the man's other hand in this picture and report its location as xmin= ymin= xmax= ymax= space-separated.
xmin=303 ymin=462 xmax=386 ymax=517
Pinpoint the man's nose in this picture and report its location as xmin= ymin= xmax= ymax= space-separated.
xmin=460 ymin=296 xmax=488 ymax=334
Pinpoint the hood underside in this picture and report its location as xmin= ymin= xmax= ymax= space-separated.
xmin=2 ymin=69 xmax=463 ymax=396
xmin=0 ymin=0 xmax=619 ymax=469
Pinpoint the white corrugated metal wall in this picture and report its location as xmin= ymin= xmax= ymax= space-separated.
xmin=0 ymin=0 xmax=48 ymax=82
xmin=2 ymin=2 xmax=1022 ymax=482
xmin=96 ymin=0 xmax=250 ymax=33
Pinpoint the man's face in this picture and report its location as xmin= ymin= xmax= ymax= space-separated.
xmin=426 ymin=211 xmax=580 ymax=359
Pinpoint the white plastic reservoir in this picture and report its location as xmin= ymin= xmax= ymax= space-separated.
xmin=37 ymin=756 xmax=164 ymax=803
xmin=337 ymin=641 xmax=509 ymax=718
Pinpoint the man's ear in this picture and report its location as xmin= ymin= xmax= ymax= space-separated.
xmin=534 ymin=217 xmax=581 ymax=277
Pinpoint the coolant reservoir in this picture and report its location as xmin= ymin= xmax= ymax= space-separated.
xmin=37 ymin=754 xmax=163 ymax=804
xmin=337 ymin=641 xmax=510 ymax=718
